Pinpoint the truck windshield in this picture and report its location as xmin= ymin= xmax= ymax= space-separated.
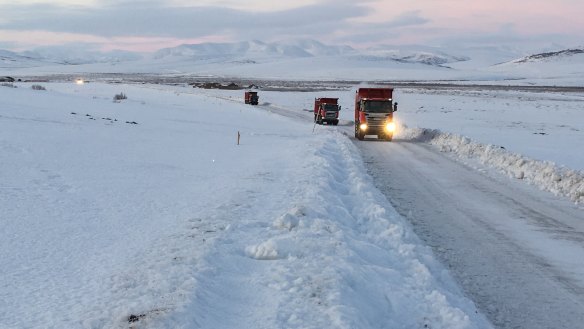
xmin=324 ymin=104 xmax=339 ymax=111
xmin=363 ymin=100 xmax=392 ymax=113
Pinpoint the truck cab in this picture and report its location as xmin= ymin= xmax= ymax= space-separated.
xmin=314 ymin=97 xmax=340 ymax=125
xmin=354 ymin=88 xmax=397 ymax=141
xmin=245 ymin=91 xmax=259 ymax=105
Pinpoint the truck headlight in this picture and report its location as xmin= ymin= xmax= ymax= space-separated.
xmin=385 ymin=122 xmax=396 ymax=132
xmin=359 ymin=123 xmax=368 ymax=131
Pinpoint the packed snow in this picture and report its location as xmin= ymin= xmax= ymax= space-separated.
xmin=0 ymin=82 xmax=493 ymax=328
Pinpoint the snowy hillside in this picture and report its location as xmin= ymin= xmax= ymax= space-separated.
xmin=284 ymin=39 xmax=355 ymax=56
xmin=487 ymin=47 xmax=584 ymax=84
xmin=0 ymin=40 xmax=467 ymax=80
xmin=151 ymin=40 xmax=469 ymax=70
xmin=153 ymin=39 xmax=354 ymax=60
xmin=153 ymin=40 xmax=310 ymax=59
xmin=512 ymin=48 xmax=584 ymax=63
xmin=444 ymin=45 xmax=527 ymax=69
xmin=0 ymin=49 xmax=63 ymax=68
xmin=360 ymin=45 xmax=469 ymax=66
xmin=3 ymin=41 xmax=584 ymax=84
xmin=22 ymin=46 xmax=142 ymax=65
xmin=1 ymin=47 xmax=141 ymax=68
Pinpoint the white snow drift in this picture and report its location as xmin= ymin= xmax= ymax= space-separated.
xmin=399 ymin=126 xmax=584 ymax=203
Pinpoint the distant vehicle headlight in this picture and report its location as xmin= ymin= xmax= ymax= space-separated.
xmin=359 ymin=123 xmax=368 ymax=131
xmin=75 ymin=79 xmax=84 ymax=85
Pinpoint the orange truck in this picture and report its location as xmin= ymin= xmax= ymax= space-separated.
xmin=314 ymin=97 xmax=340 ymax=125
xmin=354 ymin=88 xmax=398 ymax=141
xmin=244 ymin=91 xmax=259 ymax=105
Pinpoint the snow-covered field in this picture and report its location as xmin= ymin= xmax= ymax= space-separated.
xmin=0 ymin=82 xmax=495 ymax=328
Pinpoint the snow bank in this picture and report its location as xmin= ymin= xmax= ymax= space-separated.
xmin=398 ymin=125 xmax=584 ymax=203
xmin=162 ymin=129 xmax=491 ymax=329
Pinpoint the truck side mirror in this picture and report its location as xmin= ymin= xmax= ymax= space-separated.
xmin=393 ymin=102 xmax=398 ymax=112
xmin=339 ymin=106 xmax=341 ymax=110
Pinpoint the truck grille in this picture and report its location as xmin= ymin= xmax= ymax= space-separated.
xmin=366 ymin=116 xmax=388 ymax=127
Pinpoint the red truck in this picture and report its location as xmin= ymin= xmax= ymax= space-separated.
xmin=354 ymin=88 xmax=398 ymax=141
xmin=244 ymin=91 xmax=259 ymax=105
xmin=314 ymin=98 xmax=340 ymax=125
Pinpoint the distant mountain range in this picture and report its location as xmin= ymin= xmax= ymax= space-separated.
xmin=0 ymin=39 xmax=484 ymax=69
xmin=151 ymin=40 xmax=472 ymax=67
xmin=153 ymin=40 xmax=355 ymax=60
xmin=2 ymin=40 xmax=583 ymax=83
xmin=0 ymin=48 xmax=141 ymax=67
xmin=511 ymin=48 xmax=584 ymax=64
xmin=0 ymin=49 xmax=59 ymax=68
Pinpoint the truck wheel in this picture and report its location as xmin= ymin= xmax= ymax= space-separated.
xmin=381 ymin=133 xmax=393 ymax=141
xmin=332 ymin=120 xmax=338 ymax=126
xmin=317 ymin=115 xmax=323 ymax=125
xmin=356 ymin=126 xmax=365 ymax=140
xmin=355 ymin=123 xmax=364 ymax=140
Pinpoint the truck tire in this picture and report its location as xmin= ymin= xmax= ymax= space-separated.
xmin=332 ymin=120 xmax=338 ymax=126
xmin=355 ymin=123 xmax=365 ymax=140
xmin=317 ymin=115 xmax=323 ymax=125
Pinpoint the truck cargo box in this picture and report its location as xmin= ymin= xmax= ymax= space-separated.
xmin=356 ymin=88 xmax=393 ymax=100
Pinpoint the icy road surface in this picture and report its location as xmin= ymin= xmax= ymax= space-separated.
xmin=359 ymin=141 xmax=584 ymax=329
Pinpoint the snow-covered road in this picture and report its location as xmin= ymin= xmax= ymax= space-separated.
xmin=250 ymin=92 xmax=584 ymax=329
xmin=359 ymin=140 xmax=584 ymax=329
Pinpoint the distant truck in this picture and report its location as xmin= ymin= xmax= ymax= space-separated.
xmin=244 ymin=91 xmax=259 ymax=105
xmin=354 ymin=88 xmax=398 ymax=141
xmin=314 ymin=97 xmax=340 ymax=125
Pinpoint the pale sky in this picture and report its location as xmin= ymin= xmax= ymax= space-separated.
xmin=0 ymin=0 xmax=582 ymax=52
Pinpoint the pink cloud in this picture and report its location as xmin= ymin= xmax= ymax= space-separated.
xmin=367 ymin=0 xmax=584 ymax=35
